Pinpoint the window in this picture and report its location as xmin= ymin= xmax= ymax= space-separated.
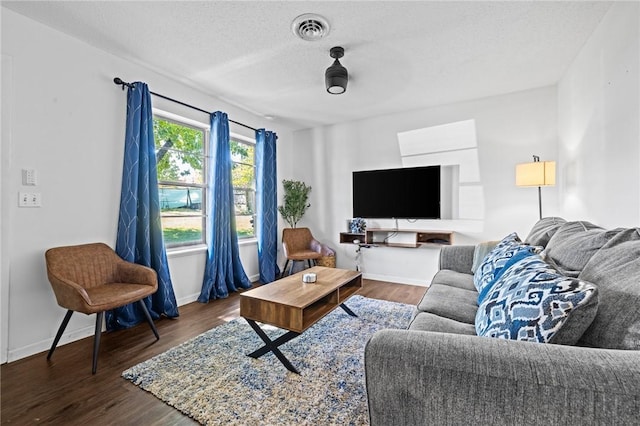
xmin=153 ymin=115 xmax=206 ymax=248
xmin=153 ymin=113 xmax=256 ymax=248
xmin=231 ymin=136 xmax=256 ymax=239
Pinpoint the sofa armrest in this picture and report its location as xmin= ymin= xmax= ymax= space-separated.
xmin=365 ymin=330 xmax=640 ymax=426
xmin=438 ymin=245 xmax=475 ymax=274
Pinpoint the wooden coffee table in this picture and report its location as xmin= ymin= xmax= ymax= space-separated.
xmin=239 ymin=266 xmax=362 ymax=374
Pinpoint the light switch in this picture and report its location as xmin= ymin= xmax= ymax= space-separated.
xmin=22 ymin=169 xmax=37 ymax=186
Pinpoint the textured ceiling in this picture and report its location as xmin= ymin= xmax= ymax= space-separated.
xmin=3 ymin=1 xmax=612 ymax=130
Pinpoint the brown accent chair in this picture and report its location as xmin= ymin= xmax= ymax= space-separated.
xmin=45 ymin=243 xmax=159 ymax=374
xmin=281 ymin=228 xmax=335 ymax=277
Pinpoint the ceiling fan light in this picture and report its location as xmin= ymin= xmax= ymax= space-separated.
xmin=327 ymin=84 xmax=346 ymax=94
xmin=325 ymin=65 xmax=348 ymax=94
xmin=325 ymin=47 xmax=348 ymax=95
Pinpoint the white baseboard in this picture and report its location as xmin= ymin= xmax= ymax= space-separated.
xmin=362 ymin=272 xmax=430 ymax=287
xmin=8 ymin=324 xmax=95 ymax=363
xmin=176 ymin=293 xmax=200 ymax=306
xmin=175 ymin=273 xmax=260 ymax=306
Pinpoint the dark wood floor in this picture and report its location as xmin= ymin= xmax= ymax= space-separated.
xmin=1 ymin=279 xmax=425 ymax=425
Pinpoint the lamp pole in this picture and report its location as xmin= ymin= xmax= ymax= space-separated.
xmin=533 ymin=155 xmax=542 ymax=219
xmin=538 ymin=186 xmax=542 ymax=219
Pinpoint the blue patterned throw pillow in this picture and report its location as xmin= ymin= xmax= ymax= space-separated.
xmin=476 ymin=247 xmax=537 ymax=304
xmin=473 ymin=233 xmax=533 ymax=298
xmin=475 ymin=254 xmax=599 ymax=344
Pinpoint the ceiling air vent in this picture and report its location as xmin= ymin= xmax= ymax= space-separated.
xmin=292 ymin=13 xmax=330 ymax=41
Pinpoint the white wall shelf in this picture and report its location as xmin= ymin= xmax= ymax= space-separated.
xmin=340 ymin=229 xmax=453 ymax=248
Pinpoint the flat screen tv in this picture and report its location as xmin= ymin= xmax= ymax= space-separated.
xmin=352 ymin=165 xmax=440 ymax=219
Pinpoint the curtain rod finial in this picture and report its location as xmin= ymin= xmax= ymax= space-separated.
xmin=113 ymin=77 xmax=131 ymax=90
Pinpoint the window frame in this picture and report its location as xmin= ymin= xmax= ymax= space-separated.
xmin=230 ymin=132 xmax=257 ymax=240
xmin=153 ymin=109 xmax=209 ymax=250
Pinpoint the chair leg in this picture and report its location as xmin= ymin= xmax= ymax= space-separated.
xmin=281 ymin=260 xmax=290 ymax=279
xmin=47 ymin=310 xmax=74 ymax=360
xmin=138 ymin=299 xmax=160 ymax=340
xmin=289 ymin=260 xmax=296 ymax=276
xmin=92 ymin=311 xmax=104 ymax=374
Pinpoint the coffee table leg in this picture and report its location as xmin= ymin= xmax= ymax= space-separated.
xmin=245 ymin=319 xmax=301 ymax=374
xmin=340 ymin=303 xmax=357 ymax=317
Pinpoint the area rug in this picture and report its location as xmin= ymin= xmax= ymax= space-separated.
xmin=122 ymin=295 xmax=413 ymax=425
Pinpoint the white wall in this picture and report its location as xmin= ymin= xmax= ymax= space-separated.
xmin=291 ymin=86 xmax=559 ymax=285
xmin=1 ymin=9 xmax=295 ymax=362
xmin=558 ymin=2 xmax=640 ymax=227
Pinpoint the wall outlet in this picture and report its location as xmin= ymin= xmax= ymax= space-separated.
xmin=18 ymin=192 xmax=41 ymax=208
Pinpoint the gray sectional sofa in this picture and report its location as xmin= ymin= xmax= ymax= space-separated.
xmin=365 ymin=218 xmax=640 ymax=425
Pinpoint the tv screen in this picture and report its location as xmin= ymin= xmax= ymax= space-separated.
xmin=352 ymin=165 xmax=440 ymax=219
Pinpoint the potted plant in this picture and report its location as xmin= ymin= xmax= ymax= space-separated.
xmin=278 ymin=179 xmax=312 ymax=228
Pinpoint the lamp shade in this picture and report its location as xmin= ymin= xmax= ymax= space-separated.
xmin=515 ymin=161 xmax=556 ymax=187
xmin=325 ymin=60 xmax=348 ymax=94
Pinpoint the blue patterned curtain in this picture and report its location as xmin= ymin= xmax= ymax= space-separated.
xmin=255 ymin=129 xmax=280 ymax=283
xmin=199 ymin=112 xmax=251 ymax=301
xmin=107 ymin=82 xmax=179 ymax=331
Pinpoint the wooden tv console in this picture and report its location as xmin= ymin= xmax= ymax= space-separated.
xmin=339 ymin=228 xmax=453 ymax=248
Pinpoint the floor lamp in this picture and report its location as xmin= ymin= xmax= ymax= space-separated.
xmin=515 ymin=155 xmax=556 ymax=219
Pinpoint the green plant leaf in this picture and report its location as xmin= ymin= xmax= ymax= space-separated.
xmin=278 ymin=179 xmax=311 ymax=228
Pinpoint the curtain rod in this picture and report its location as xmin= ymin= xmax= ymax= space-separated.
xmin=113 ymin=77 xmax=257 ymax=132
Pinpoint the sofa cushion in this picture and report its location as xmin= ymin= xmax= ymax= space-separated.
xmin=417 ymin=284 xmax=478 ymax=324
xmin=475 ymin=254 xmax=598 ymax=345
xmin=578 ymin=228 xmax=640 ymax=350
xmin=408 ymin=311 xmax=476 ymax=335
xmin=544 ymin=221 xmax=620 ymax=276
xmin=474 ymin=233 xmax=533 ymax=296
xmin=438 ymin=245 xmax=475 ymax=275
xmin=431 ymin=269 xmax=475 ymax=291
xmin=471 ymin=240 xmax=499 ymax=274
xmin=524 ymin=217 xmax=566 ymax=248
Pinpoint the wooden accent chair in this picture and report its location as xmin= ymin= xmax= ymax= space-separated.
xmin=45 ymin=243 xmax=159 ymax=374
xmin=281 ymin=228 xmax=335 ymax=278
